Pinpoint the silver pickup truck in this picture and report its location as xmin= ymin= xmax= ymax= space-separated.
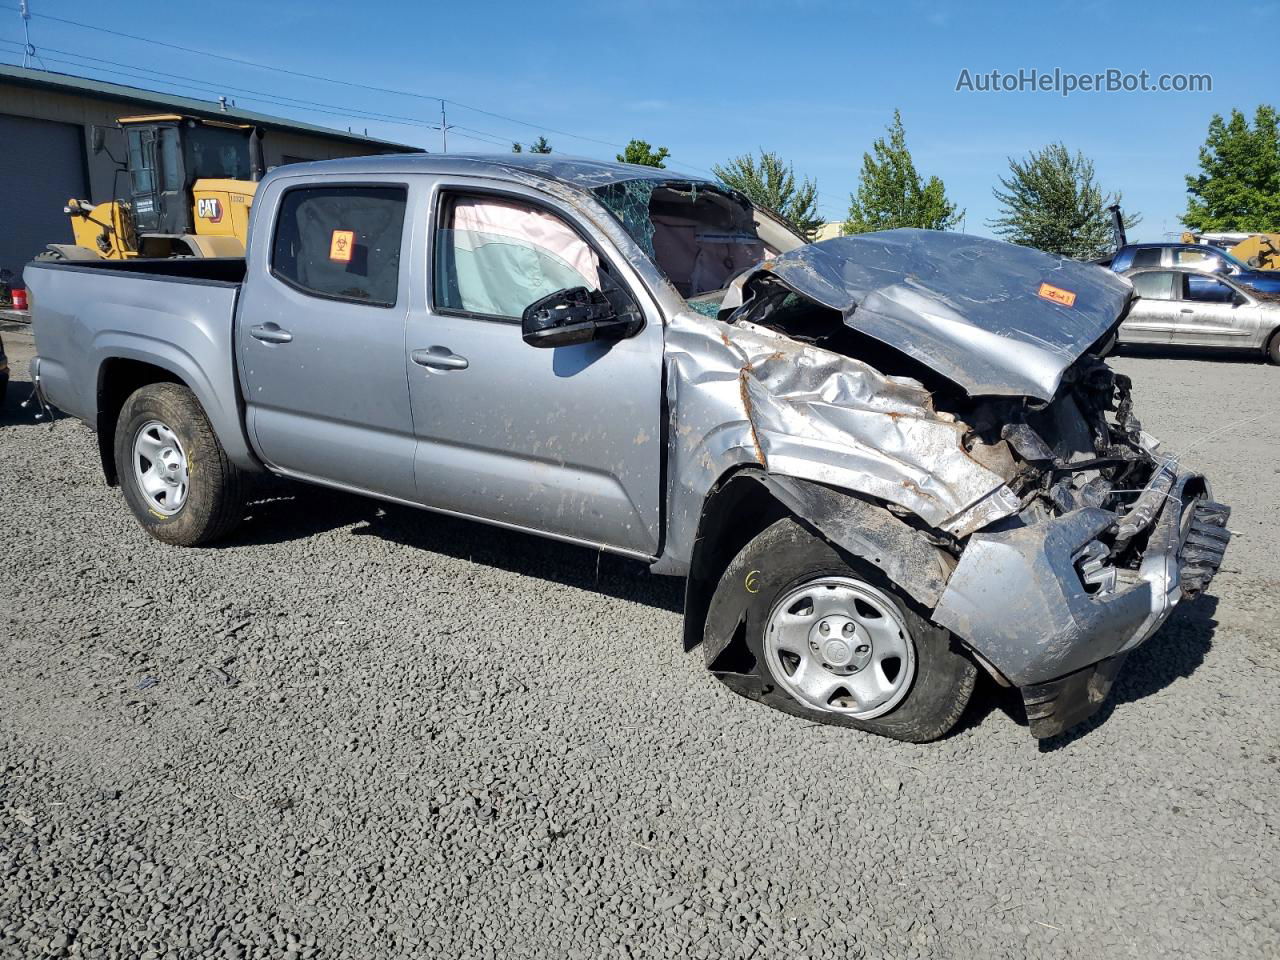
xmin=25 ymin=154 xmax=1230 ymax=742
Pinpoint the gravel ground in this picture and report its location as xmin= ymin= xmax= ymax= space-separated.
xmin=2 ymin=325 xmax=1277 ymax=960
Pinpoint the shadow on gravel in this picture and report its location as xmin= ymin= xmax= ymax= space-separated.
xmin=226 ymin=480 xmax=685 ymax=614
xmin=1034 ymin=595 xmax=1220 ymax=752
xmin=0 ymin=374 xmax=41 ymax=426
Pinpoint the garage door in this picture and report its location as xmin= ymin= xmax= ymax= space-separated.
xmin=0 ymin=114 xmax=87 ymax=281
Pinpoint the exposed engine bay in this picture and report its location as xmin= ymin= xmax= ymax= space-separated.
xmin=725 ymin=267 xmax=1197 ymax=592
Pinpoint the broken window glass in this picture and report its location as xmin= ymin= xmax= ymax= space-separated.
xmin=592 ymin=180 xmax=658 ymax=260
xmin=591 ymin=179 xmax=765 ymax=301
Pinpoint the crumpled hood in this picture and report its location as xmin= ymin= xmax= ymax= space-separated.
xmin=742 ymin=228 xmax=1134 ymax=401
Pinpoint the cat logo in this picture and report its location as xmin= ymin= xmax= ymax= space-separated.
xmin=197 ymin=197 xmax=223 ymax=223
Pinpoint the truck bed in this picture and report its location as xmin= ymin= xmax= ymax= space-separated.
xmin=32 ymin=256 xmax=247 ymax=285
xmin=23 ymin=256 xmax=257 ymax=471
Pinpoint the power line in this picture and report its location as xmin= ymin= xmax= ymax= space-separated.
xmin=0 ymin=3 xmax=629 ymax=151
xmin=0 ymin=4 xmax=719 ymax=175
xmin=0 ymin=41 xmax=516 ymax=150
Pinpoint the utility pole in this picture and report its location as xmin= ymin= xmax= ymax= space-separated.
xmin=440 ymin=100 xmax=447 ymax=153
xmin=19 ymin=0 xmax=34 ymax=68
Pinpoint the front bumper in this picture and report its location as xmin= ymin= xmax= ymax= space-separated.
xmin=933 ymin=461 xmax=1230 ymax=738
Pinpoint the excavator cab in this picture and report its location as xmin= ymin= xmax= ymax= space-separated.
xmin=44 ymin=114 xmax=264 ymax=261
xmin=121 ymin=115 xmax=261 ymax=236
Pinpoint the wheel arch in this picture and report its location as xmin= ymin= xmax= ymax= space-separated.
xmin=681 ymin=467 xmax=957 ymax=659
xmin=1265 ymin=324 xmax=1280 ymax=362
xmin=96 ymin=358 xmax=189 ymax=485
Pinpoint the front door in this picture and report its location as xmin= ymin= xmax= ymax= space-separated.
xmin=237 ymin=179 xmax=419 ymax=501
xmin=1170 ymin=274 xmax=1257 ymax=347
xmin=404 ymin=183 xmax=664 ymax=557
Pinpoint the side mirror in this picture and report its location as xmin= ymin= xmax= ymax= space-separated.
xmin=521 ymin=286 xmax=642 ymax=348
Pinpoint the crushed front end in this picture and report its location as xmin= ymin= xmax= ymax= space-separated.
xmin=931 ymin=358 xmax=1231 ymax=737
xmin=671 ymin=230 xmax=1232 ymax=739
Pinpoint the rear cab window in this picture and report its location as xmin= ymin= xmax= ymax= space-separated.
xmin=271 ymin=185 xmax=408 ymax=307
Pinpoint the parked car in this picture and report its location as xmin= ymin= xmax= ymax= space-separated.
xmin=24 ymin=154 xmax=1231 ymax=742
xmin=1110 ymin=241 xmax=1280 ymax=296
xmin=1120 ymin=267 xmax=1280 ymax=362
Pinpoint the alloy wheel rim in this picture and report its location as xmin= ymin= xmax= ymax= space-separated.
xmin=132 ymin=420 xmax=189 ymax=515
xmin=764 ymin=576 xmax=916 ymax=720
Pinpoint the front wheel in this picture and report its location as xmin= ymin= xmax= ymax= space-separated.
xmin=705 ymin=517 xmax=976 ymax=742
xmin=114 ymin=383 xmax=245 ymax=545
xmin=1267 ymin=329 xmax=1280 ymax=365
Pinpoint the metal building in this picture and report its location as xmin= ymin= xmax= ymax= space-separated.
xmin=0 ymin=64 xmax=423 ymax=277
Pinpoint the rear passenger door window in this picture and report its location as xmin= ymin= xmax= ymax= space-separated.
xmin=1130 ymin=271 xmax=1174 ymax=300
xmin=272 ymin=185 xmax=408 ymax=307
xmin=1130 ymin=247 xmax=1162 ymax=268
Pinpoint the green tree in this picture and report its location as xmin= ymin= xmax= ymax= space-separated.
xmin=617 ymin=139 xmax=670 ymax=168
xmin=529 ymin=136 xmax=552 ymax=154
xmin=843 ymin=110 xmax=962 ymax=234
xmin=712 ymin=150 xmax=823 ymax=241
xmin=989 ymin=143 xmax=1139 ymax=260
xmin=511 ymin=142 xmax=522 ymax=153
xmin=1184 ymin=106 xmax=1280 ymax=232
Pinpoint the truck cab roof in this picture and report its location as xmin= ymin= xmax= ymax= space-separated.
xmin=267 ymin=152 xmax=716 ymax=190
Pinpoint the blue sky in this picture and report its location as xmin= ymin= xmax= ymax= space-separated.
xmin=2 ymin=0 xmax=1272 ymax=241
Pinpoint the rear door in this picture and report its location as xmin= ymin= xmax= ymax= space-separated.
xmin=1120 ymin=271 xmax=1177 ymax=342
xmin=236 ymin=177 xmax=419 ymax=501
xmin=403 ymin=180 xmax=664 ymax=557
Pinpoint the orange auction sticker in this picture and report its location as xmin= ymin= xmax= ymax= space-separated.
xmin=1037 ymin=282 xmax=1076 ymax=307
xmin=329 ymin=230 xmax=355 ymax=262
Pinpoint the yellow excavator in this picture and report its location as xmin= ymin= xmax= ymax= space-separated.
xmin=39 ymin=114 xmax=264 ymax=262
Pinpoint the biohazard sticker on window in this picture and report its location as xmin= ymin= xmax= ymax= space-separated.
xmin=1037 ymin=282 xmax=1076 ymax=307
xmin=329 ymin=230 xmax=355 ymax=262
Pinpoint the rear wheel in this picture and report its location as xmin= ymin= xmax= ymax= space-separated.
xmin=1267 ymin=329 xmax=1280 ymax=365
xmin=114 ymin=383 xmax=245 ymax=545
xmin=705 ymin=518 xmax=976 ymax=742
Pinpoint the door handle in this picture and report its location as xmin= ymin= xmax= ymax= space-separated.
xmin=1180 ymin=308 xmax=1195 ymax=314
xmin=411 ymin=347 xmax=469 ymax=371
xmin=249 ymin=323 xmax=293 ymax=344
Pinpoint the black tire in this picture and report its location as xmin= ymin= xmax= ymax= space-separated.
xmin=704 ymin=517 xmax=976 ymax=743
xmin=114 ymin=383 xmax=245 ymax=546
xmin=1097 ymin=331 xmax=1119 ymax=358
xmin=1267 ymin=329 xmax=1280 ymax=365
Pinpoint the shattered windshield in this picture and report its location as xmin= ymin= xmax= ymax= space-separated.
xmin=591 ymin=179 xmax=770 ymax=302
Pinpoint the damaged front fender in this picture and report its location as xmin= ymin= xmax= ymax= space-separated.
xmin=653 ymin=311 xmax=1020 ymax=574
